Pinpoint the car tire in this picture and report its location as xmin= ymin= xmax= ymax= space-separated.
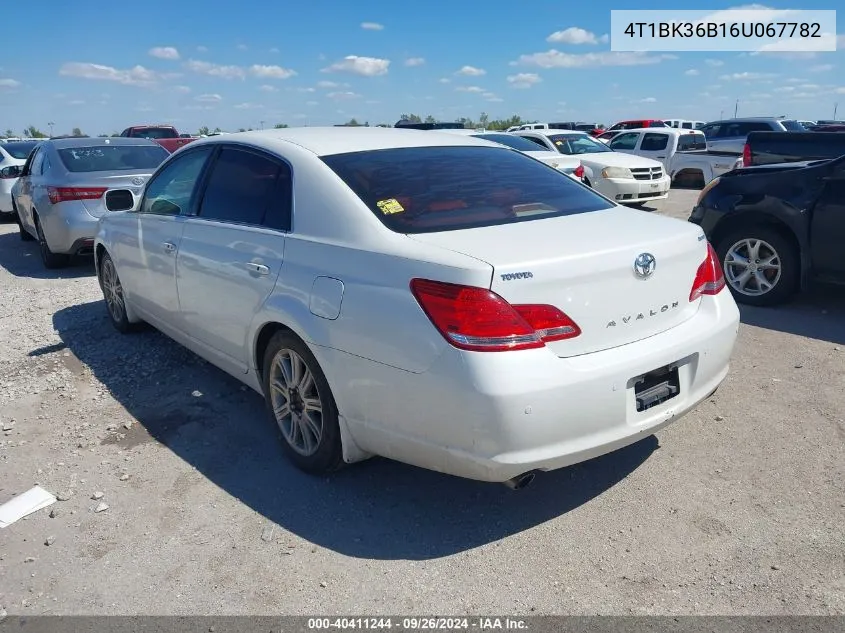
xmin=13 ymin=203 xmax=34 ymax=241
xmin=262 ymin=331 xmax=344 ymax=475
xmin=34 ymin=215 xmax=69 ymax=269
xmin=98 ymin=251 xmax=138 ymax=334
xmin=716 ymin=226 xmax=798 ymax=307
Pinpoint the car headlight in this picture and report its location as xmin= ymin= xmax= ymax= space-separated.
xmin=601 ymin=166 xmax=634 ymax=179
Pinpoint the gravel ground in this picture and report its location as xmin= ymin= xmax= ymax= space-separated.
xmin=0 ymin=189 xmax=843 ymax=616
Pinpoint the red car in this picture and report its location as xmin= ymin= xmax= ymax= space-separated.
xmin=607 ymin=119 xmax=668 ymax=131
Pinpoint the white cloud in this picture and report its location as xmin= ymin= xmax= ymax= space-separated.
xmin=295 ymin=87 xmax=316 ymax=93
xmin=321 ymin=55 xmax=390 ymax=76
xmin=184 ymin=59 xmax=245 ymax=80
xmin=482 ymin=92 xmax=497 ymax=98
xmin=836 ymin=87 xmax=845 ymax=94
xmin=269 ymin=47 xmax=280 ymax=53
xmin=809 ymin=64 xmax=834 ymax=72
xmin=515 ymin=50 xmax=670 ymax=68
xmin=719 ymin=72 xmax=777 ymax=80
xmin=439 ymin=78 xmax=450 ymax=84
xmin=69 ymin=99 xmax=85 ymax=105
xmin=259 ymin=84 xmax=278 ymax=92
xmin=59 ymin=62 xmax=159 ymax=86
xmin=507 ymin=73 xmax=542 ymax=88
xmin=195 ymin=93 xmax=222 ymax=103
xmin=196 ymin=46 xmax=208 ymax=53
xmin=234 ymin=102 xmax=261 ymax=109
xmin=174 ymin=85 xmax=191 ymax=93
xmin=637 ymin=97 xmax=657 ymax=103
xmin=149 ymin=46 xmax=179 ymax=60
xmin=697 ymin=4 xmax=797 ymax=25
xmin=317 ymin=80 xmax=341 ymax=88
xmin=455 ymin=86 xmax=484 ymax=93
xmin=360 ymin=22 xmax=384 ymax=30
xmin=404 ymin=57 xmax=425 ymax=67
xmin=546 ymin=27 xmax=608 ymax=45
xmin=0 ymin=78 xmax=20 ymax=88
xmin=306 ymin=100 xmax=320 ymax=106
xmin=704 ymin=58 xmax=725 ymax=67
xmin=237 ymin=44 xmax=248 ymax=51
xmin=250 ymin=64 xmax=296 ymax=79
xmin=486 ymin=97 xmax=504 ymax=102
xmin=327 ymin=91 xmax=361 ymax=100
xmin=456 ymin=65 xmax=486 ymax=76
xmin=685 ymin=69 xmax=700 ymax=76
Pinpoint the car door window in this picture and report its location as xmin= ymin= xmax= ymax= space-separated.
xmin=519 ymin=135 xmax=551 ymax=150
xmin=196 ymin=147 xmax=284 ymax=227
xmin=29 ymin=148 xmax=44 ymax=175
xmin=740 ymin=122 xmax=773 ymax=134
xmin=609 ymin=133 xmax=640 ymax=150
xmin=140 ymin=146 xmax=213 ymax=216
xmin=640 ymin=133 xmax=669 ymax=151
xmin=700 ymin=124 xmax=719 ymax=138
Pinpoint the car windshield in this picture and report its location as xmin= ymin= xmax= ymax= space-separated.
xmin=547 ymin=134 xmax=613 ymax=154
xmin=3 ymin=141 xmax=39 ymax=159
xmin=474 ymin=133 xmax=550 ymax=152
xmin=130 ymin=127 xmax=178 ymax=139
xmin=57 ymin=144 xmax=170 ymax=172
xmin=322 ymin=146 xmax=614 ymax=234
xmin=780 ymin=119 xmax=806 ymax=132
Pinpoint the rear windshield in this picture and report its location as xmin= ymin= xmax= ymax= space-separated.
xmin=128 ymin=127 xmax=178 ymax=139
xmin=547 ymin=134 xmax=613 ymax=154
xmin=3 ymin=141 xmax=39 ymax=159
xmin=780 ymin=119 xmax=806 ymax=132
xmin=322 ymin=146 xmax=614 ymax=234
xmin=678 ymin=134 xmax=707 ymax=150
xmin=474 ymin=133 xmax=550 ymax=152
xmin=58 ymin=144 xmax=170 ymax=172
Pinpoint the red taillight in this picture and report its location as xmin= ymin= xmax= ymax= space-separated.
xmin=742 ymin=142 xmax=751 ymax=167
xmin=47 ymin=187 xmax=107 ymax=204
xmin=690 ymin=243 xmax=726 ymax=302
xmin=409 ymin=278 xmax=580 ymax=352
xmin=574 ymin=164 xmax=585 ymax=179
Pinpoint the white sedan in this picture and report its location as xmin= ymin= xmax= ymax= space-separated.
xmin=439 ymin=129 xmax=584 ymax=180
xmin=512 ymin=129 xmax=672 ymax=205
xmin=94 ymin=128 xmax=739 ymax=488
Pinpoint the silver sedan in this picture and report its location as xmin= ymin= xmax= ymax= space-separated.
xmin=11 ymin=137 xmax=169 ymax=268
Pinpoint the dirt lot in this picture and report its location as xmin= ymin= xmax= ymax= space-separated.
xmin=0 ymin=189 xmax=843 ymax=616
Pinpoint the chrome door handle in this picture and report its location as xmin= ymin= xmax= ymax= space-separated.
xmin=245 ymin=262 xmax=270 ymax=275
xmin=656 ymin=155 xmax=666 ymax=158
xmin=162 ymin=241 xmax=176 ymax=253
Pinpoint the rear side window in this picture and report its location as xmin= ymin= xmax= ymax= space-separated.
xmin=197 ymin=147 xmax=291 ymax=229
xmin=640 ymin=133 xmax=669 ymax=151
xmin=58 ymin=144 xmax=169 ymax=172
xmin=3 ymin=141 xmax=39 ymax=159
xmin=322 ymin=146 xmax=614 ymax=234
xmin=609 ymin=133 xmax=640 ymax=150
xmin=475 ymin=134 xmax=549 ymax=152
xmin=779 ymin=120 xmax=806 ymax=132
xmin=678 ymin=134 xmax=707 ymax=150
xmin=518 ymin=135 xmax=552 ymax=149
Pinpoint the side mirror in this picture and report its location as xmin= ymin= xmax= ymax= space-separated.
xmin=105 ymin=189 xmax=136 ymax=212
xmin=0 ymin=165 xmax=22 ymax=179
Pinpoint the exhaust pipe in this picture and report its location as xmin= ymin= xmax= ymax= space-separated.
xmin=503 ymin=472 xmax=535 ymax=490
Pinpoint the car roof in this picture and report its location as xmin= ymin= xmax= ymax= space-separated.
xmin=190 ymin=126 xmax=499 ymax=156
xmin=616 ymin=127 xmax=703 ymax=135
xmin=44 ymin=137 xmax=164 ymax=149
xmin=513 ymin=129 xmax=589 ymax=138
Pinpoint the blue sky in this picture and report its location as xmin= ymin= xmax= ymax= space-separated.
xmin=1 ymin=1 xmax=843 ymax=135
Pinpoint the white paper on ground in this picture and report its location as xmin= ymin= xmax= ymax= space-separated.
xmin=0 ymin=485 xmax=56 ymax=528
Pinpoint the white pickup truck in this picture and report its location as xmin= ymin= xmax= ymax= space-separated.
xmin=607 ymin=127 xmax=741 ymax=187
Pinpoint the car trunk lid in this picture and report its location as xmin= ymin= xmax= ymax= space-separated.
xmin=407 ymin=207 xmax=708 ymax=358
xmin=60 ymin=172 xmax=151 ymax=217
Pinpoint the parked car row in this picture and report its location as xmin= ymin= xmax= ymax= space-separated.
xmin=3 ymin=126 xmax=741 ymax=489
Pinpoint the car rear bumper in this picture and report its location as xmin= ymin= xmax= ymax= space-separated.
xmin=317 ymin=290 xmax=740 ymax=483
xmin=41 ymin=201 xmax=99 ymax=254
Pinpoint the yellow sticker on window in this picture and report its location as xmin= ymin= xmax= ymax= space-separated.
xmin=554 ymin=140 xmax=564 ymax=146
xmin=376 ymin=198 xmax=405 ymax=215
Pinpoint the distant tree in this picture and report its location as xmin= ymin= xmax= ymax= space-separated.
xmin=97 ymin=133 xmax=109 ymax=137
xmin=478 ymin=112 xmax=489 ymax=128
xmin=399 ymin=113 xmax=422 ymax=123
xmin=345 ymin=118 xmax=361 ymax=127
xmin=424 ymin=115 xmax=436 ymax=124
xmin=213 ymin=127 xmax=222 ymax=133
xmin=238 ymin=128 xmax=246 ymax=132
xmin=4 ymin=128 xmax=13 ymax=137
xmin=25 ymin=125 xmax=47 ymax=138
xmin=273 ymin=123 xmax=289 ymax=129
xmin=197 ymin=126 xmax=210 ymax=136
xmin=71 ymin=127 xmax=84 ymax=137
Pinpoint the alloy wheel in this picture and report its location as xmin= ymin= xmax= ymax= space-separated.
xmin=101 ymin=258 xmax=125 ymax=323
xmin=268 ymin=348 xmax=324 ymax=456
xmin=723 ymin=238 xmax=782 ymax=297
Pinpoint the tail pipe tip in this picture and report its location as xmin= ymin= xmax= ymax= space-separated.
xmin=503 ymin=472 xmax=536 ymax=490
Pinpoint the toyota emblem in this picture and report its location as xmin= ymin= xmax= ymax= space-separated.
xmin=131 ymin=177 xmax=145 ymax=186
xmin=633 ymin=252 xmax=656 ymax=279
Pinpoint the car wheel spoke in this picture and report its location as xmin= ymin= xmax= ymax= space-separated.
xmin=269 ymin=348 xmax=323 ymax=457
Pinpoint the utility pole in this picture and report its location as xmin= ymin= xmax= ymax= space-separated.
xmin=260 ymin=120 xmax=265 ymax=130
xmin=834 ymin=103 xmax=839 ymax=120
xmin=48 ymin=121 xmax=54 ymax=137
xmin=734 ymin=99 xmax=739 ymax=118
xmin=720 ymin=109 xmax=724 ymax=119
